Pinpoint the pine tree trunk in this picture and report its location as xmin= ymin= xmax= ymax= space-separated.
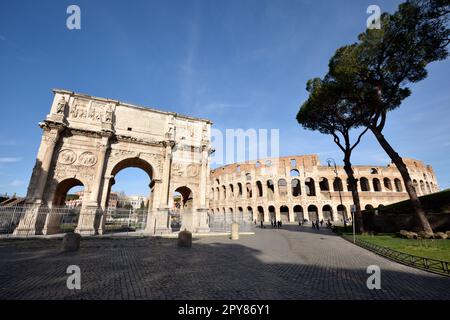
xmin=370 ymin=127 xmax=433 ymax=234
xmin=343 ymin=154 xmax=365 ymax=233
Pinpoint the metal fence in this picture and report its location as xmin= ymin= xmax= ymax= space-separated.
xmin=209 ymin=211 xmax=253 ymax=232
xmin=0 ymin=206 xmax=254 ymax=237
xmin=103 ymin=208 xmax=148 ymax=233
xmin=343 ymin=235 xmax=450 ymax=277
xmin=0 ymin=205 xmax=148 ymax=237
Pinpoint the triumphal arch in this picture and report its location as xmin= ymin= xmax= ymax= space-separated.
xmin=14 ymin=89 xmax=212 ymax=235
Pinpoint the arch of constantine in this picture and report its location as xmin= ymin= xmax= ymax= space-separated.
xmin=14 ymin=89 xmax=212 ymax=235
xmin=13 ymin=90 xmax=440 ymax=235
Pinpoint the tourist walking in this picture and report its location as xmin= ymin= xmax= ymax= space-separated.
xmin=312 ymin=221 xmax=316 ymax=229
xmin=260 ymin=220 xmax=263 ymax=229
xmin=320 ymin=219 xmax=323 ymax=226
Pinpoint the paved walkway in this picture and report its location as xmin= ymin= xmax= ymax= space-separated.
xmin=0 ymin=225 xmax=449 ymax=299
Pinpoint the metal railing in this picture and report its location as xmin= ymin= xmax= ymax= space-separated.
xmin=0 ymin=206 xmax=255 ymax=237
xmin=209 ymin=211 xmax=253 ymax=232
xmin=0 ymin=205 xmax=148 ymax=238
xmin=104 ymin=207 xmax=148 ymax=234
xmin=342 ymin=235 xmax=450 ymax=277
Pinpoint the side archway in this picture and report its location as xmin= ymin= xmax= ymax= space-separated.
xmin=307 ymin=205 xmax=318 ymax=221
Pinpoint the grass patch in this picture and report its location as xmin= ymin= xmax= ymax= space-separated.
xmin=350 ymin=233 xmax=450 ymax=262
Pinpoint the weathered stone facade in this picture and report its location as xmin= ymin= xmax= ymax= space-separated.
xmin=14 ymin=89 xmax=212 ymax=235
xmin=209 ymin=155 xmax=439 ymax=223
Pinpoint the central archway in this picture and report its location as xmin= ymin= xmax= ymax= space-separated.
xmin=104 ymin=157 xmax=154 ymax=234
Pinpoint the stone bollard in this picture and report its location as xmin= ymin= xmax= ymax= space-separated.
xmin=231 ymin=222 xmax=239 ymax=240
xmin=62 ymin=232 xmax=81 ymax=252
xmin=178 ymin=229 xmax=192 ymax=248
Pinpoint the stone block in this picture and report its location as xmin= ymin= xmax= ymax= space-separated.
xmin=418 ymin=231 xmax=434 ymax=239
xmin=434 ymin=232 xmax=448 ymax=240
xmin=231 ymin=222 xmax=239 ymax=240
xmin=62 ymin=232 xmax=81 ymax=252
xmin=178 ymin=230 xmax=192 ymax=248
xmin=398 ymin=230 xmax=418 ymax=239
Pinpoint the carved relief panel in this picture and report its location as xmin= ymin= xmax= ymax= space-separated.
xmin=171 ymin=163 xmax=201 ymax=178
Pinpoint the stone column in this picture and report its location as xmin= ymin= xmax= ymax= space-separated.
xmin=75 ymin=135 xmax=110 ymax=235
xmin=194 ymin=143 xmax=211 ymax=233
xmin=318 ymin=207 xmax=324 ymax=221
xmin=32 ymin=126 xmax=62 ymax=200
xmin=14 ymin=124 xmax=63 ymax=236
xmin=199 ymin=144 xmax=208 ymax=208
xmin=263 ymin=208 xmax=270 ymax=222
xmin=159 ymin=140 xmax=175 ymax=208
xmin=262 ymin=181 xmax=269 ymax=201
xmin=89 ymin=136 xmax=110 ymax=204
xmin=275 ymin=206 xmax=281 ymax=221
xmin=287 ymin=178 xmax=293 ymax=203
xmin=97 ymin=175 xmax=113 ymax=235
xmin=288 ymin=208 xmax=295 ymax=222
xmin=273 ymin=181 xmax=280 ymax=202
xmin=146 ymin=179 xmax=170 ymax=234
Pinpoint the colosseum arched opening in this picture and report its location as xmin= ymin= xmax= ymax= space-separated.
xmin=337 ymin=205 xmax=347 ymax=222
xmin=307 ymin=205 xmax=318 ymax=221
xmin=293 ymin=205 xmax=303 ymax=222
xmin=305 ymin=178 xmax=316 ymax=196
xmin=280 ymin=206 xmax=289 ymax=223
xmin=319 ymin=177 xmax=329 ymax=191
xmin=291 ymin=179 xmax=301 ymax=197
xmin=257 ymin=206 xmax=265 ymax=222
xmin=268 ymin=205 xmax=276 ymax=221
xmin=322 ymin=205 xmax=333 ymax=221
xmin=247 ymin=206 xmax=254 ymax=221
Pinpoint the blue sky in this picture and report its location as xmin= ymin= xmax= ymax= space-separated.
xmin=0 ymin=0 xmax=449 ymax=197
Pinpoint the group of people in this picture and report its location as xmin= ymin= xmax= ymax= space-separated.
xmin=255 ymin=218 xmax=334 ymax=230
xmin=271 ymin=220 xmax=283 ymax=228
xmin=255 ymin=219 xmax=283 ymax=229
xmin=311 ymin=219 xmax=323 ymax=230
xmin=297 ymin=218 xmax=333 ymax=230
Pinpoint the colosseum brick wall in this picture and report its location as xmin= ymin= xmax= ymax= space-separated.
xmin=209 ymin=155 xmax=439 ymax=223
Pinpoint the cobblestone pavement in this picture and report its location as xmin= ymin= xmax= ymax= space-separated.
xmin=1 ymin=225 xmax=449 ymax=300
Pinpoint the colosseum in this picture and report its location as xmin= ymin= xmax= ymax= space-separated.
xmin=209 ymin=155 xmax=440 ymax=224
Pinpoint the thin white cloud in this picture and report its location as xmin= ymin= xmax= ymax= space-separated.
xmin=0 ymin=157 xmax=22 ymax=163
xmin=198 ymin=102 xmax=249 ymax=114
xmin=0 ymin=140 xmax=18 ymax=146
xmin=9 ymin=180 xmax=24 ymax=187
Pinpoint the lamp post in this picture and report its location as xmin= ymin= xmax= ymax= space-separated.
xmin=326 ymin=158 xmax=346 ymax=227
